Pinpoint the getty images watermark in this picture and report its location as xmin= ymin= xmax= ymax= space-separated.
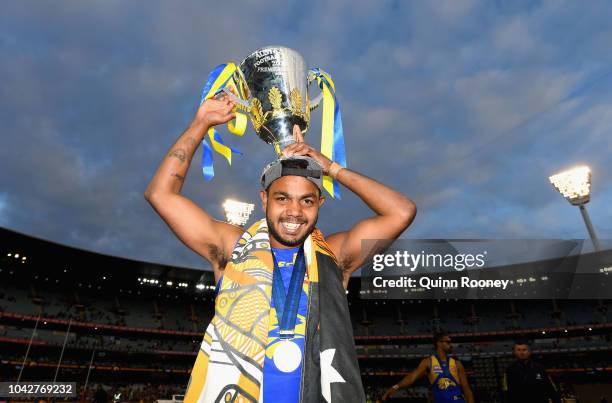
xmin=369 ymin=250 xmax=509 ymax=290
xmin=360 ymin=239 xmax=612 ymax=299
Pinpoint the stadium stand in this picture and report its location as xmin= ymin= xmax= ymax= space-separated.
xmin=1 ymin=226 xmax=611 ymax=402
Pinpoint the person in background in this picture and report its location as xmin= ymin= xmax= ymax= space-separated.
xmin=381 ymin=332 xmax=474 ymax=403
xmin=503 ymin=339 xmax=560 ymax=403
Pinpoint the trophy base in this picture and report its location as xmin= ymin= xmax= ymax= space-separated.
xmin=259 ymin=112 xmax=308 ymax=156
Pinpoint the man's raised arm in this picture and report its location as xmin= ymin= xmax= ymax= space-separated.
xmin=381 ymin=358 xmax=428 ymax=401
xmin=144 ymin=93 xmax=242 ymax=280
xmin=283 ymin=127 xmax=417 ymax=285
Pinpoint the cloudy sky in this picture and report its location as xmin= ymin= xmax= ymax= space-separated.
xmin=2 ymin=0 xmax=611 ymax=270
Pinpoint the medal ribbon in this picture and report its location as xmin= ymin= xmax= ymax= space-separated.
xmin=199 ymin=63 xmax=248 ymax=180
xmin=309 ymin=67 xmax=347 ymax=199
xmin=271 ymin=247 xmax=307 ymax=339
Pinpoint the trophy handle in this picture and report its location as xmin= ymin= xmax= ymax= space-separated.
xmin=310 ymin=92 xmax=323 ymax=111
xmin=307 ymin=70 xmax=324 ymax=111
xmin=222 ymin=87 xmax=251 ymax=111
xmin=220 ymin=68 xmax=252 ymax=112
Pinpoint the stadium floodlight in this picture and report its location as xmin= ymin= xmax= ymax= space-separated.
xmin=549 ymin=165 xmax=600 ymax=251
xmin=223 ymin=199 xmax=255 ymax=227
xmin=196 ymin=283 xmax=205 ymax=290
xmin=549 ymin=165 xmax=591 ymax=206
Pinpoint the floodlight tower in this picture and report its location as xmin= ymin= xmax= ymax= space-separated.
xmin=223 ymin=199 xmax=255 ymax=227
xmin=549 ymin=165 xmax=601 ymax=251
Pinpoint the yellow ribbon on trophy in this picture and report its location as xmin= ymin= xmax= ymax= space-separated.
xmin=309 ymin=68 xmax=346 ymax=199
xmin=199 ymin=63 xmax=248 ymax=180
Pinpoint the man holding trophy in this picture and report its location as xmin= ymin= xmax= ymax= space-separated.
xmin=145 ymin=47 xmax=416 ymax=403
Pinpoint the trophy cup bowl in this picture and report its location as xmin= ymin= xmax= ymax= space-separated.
xmin=232 ymin=46 xmax=320 ymax=155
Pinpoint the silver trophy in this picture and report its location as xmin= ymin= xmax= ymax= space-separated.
xmin=223 ymin=46 xmax=323 ymax=155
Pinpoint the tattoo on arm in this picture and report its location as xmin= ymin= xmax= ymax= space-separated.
xmin=169 ymin=148 xmax=187 ymax=163
xmin=171 ymin=172 xmax=185 ymax=181
xmin=185 ymin=137 xmax=197 ymax=148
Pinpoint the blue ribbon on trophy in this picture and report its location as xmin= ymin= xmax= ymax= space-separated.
xmin=198 ymin=46 xmax=347 ymax=198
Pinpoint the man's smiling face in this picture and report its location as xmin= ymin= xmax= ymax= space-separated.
xmin=261 ymin=175 xmax=325 ymax=249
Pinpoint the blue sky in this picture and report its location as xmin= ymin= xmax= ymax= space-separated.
xmin=1 ymin=0 xmax=611 ymax=270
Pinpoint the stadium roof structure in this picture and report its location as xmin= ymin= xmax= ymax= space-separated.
xmin=0 ymin=226 xmax=216 ymax=291
xmin=0 ymin=226 xmax=366 ymax=300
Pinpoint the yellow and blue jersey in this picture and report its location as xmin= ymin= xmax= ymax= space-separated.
xmin=428 ymin=355 xmax=465 ymax=403
xmin=262 ymin=247 xmax=309 ymax=403
xmin=212 ymin=246 xmax=309 ymax=403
